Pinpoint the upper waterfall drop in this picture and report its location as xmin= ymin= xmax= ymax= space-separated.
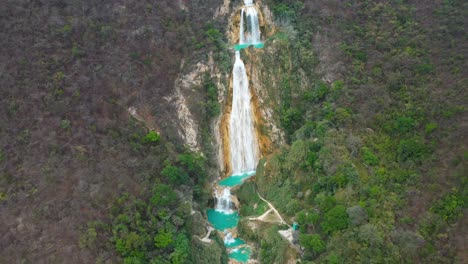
xmin=240 ymin=0 xmax=261 ymax=45
xmin=229 ymin=51 xmax=259 ymax=174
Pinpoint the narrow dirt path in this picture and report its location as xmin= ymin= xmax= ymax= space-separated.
xmin=197 ymin=226 xmax=215 ymax=243
xmin=248 ymin=192 xmax=291 ymax=227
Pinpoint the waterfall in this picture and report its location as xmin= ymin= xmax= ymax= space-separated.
xmin=240 ymin=1 xmax=261 ymax=44
xmin=229 ymin=51 xmax=259 ymax=174
xmin=240 ymin=8 xmax=245 ymax=43
xmin=215 ymin=188 xmax=233 ymax=214
xmin=206 ymin=1 xmax=264 ymax=262
xmin=224 ymin=231 xmax=236 ymax=245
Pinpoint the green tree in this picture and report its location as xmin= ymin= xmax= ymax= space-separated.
xmin=154 ymin=230 xmax=173 ymax=248
xmin=202 ymin=77 xmax=220 ymax=118
xmin=281 ymin=107 xmax=303 ymax=137
xmin=431 ymin=191 xmax=464 ymax=222
xmin=115 ymin=232 xmax=145 ymax=257
xmin=142 ymin=131 xmax=160 ymax=144
xmin=397 ymin=137 xmax=428 ymax=162
xmin=285 ymin=140 xmax=309 ymax=170
xmin=361 ymin=147 xmax=379 ymax=166
xmin=179 ymin=153 xmax=205 ymax=178
xmin=162 ymin=164 xmax=189 ymax=185
xmin=321 ymin=205 xmax=349 ymax=233
xmin=299 ymin=234 xmax=326 ymax=255
xmin=170 ymin=234 xmax=190 ymax=264
xmin=150 ymin=184 xmax=177 ymax=207
xmin=312 ymin=82 xmax=329 ymax=101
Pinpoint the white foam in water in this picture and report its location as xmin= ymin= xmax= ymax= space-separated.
xmin=230 ymin=170 xmax=256 ymax=177
xmin=229 ymin=51 xmax=259 ymax=174
xmin=224 ymin=232 xmax=236 ymax=245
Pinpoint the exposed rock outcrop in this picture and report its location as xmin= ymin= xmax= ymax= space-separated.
xmin=165 ymin=62 xmax=209 ymax=151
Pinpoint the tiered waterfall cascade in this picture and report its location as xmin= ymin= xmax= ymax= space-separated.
xmin=207 ymin=0 xmax=264 ymax=262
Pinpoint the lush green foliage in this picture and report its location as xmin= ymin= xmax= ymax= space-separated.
xmin=200 ymin=74 xmax=220 ymax=119
xmin=320 ymin=205 xmax=348 ymax=234
xmin=142 ymin=131 xmax=161 ymax=144
xmin=361 ymin=147 xmax=379 ymax=166
xmin=431 ymin=190 xmax=465 ymax=222
xmin=83 ymin=128 xmax=214 ymax=263
xmin=162 ymin=164 xmax=189 ymax=185
xmin=299 ymin=234 xmax=326 ymax=256
xmin=238 ymin=0 xmax=466 ymax=263
xmin=107 ymin=184 xmax=196 ymax=263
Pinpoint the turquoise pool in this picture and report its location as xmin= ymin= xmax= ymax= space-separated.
xmin=229 ymin=246 xmax=252 ymax=263
xmin=225 ymin=237 xmax=246 ymax=248
xmin=218 ymin=171 xmax=256 ymax=187
xmin=234 ymin=42 xmax=264 ymax=50
xmin=207 ymin=209 xmax=240 ymax=231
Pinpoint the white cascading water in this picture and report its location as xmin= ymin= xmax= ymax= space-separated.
xmin=224 ymin=231 xmax=236 ymax=245
xmin=215 ymin=188 xmax=233 ymax=214
xmin=240 ymin=0 xmax=261 ymax=44
xmin=229 ymin=51 xmax=259 ymax=174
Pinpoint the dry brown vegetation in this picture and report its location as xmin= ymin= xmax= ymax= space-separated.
xmin=0 ymin=0 xmax=227 ymax=262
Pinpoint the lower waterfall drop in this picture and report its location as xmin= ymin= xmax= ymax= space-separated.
xmin=215 ymin=188 xmax=233 ymax=214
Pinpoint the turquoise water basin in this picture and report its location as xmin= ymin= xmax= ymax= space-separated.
xmin=234 ymin=42 xmax=264 ymax=50
xmin=207 ymin=209 xmax=240 ymax=231
xmin=229 ymin=246 xmax=252 ymax=263
xmin=219 ymin=171 xmax=256 ymax=187
xmin=225 ymin=237 xmax=246 ymax=248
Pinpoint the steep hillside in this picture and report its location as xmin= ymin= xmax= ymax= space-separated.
xmin=235 ymin=0 xmax=467 ymax=263
xmin=0 ymin=0 xmax=231 ymax=263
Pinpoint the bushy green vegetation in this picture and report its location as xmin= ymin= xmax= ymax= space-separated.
xmin=238 ymin=0 xmax=467 ymax=263
xmin=109 ymin=190 xmax=190 ymax=263
xmin=78 ymin=118 xmax=218 ymax=263
xmin=89 ymin=146 xmax=218 ymax=263
xmin=299 ymin=234 xmax=325 ymax=256
xmin=202 ymin=23 xmax=231 ymax=73
xmin=200 ymin=74 xmax=220 ymax=120
xmin=320 ymin=205 xmax=348 ymax=234
xmin=431 ymin=190 xmax=465 ymax=222
xmin=142 ymin=131 xmax=161 ymax=144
